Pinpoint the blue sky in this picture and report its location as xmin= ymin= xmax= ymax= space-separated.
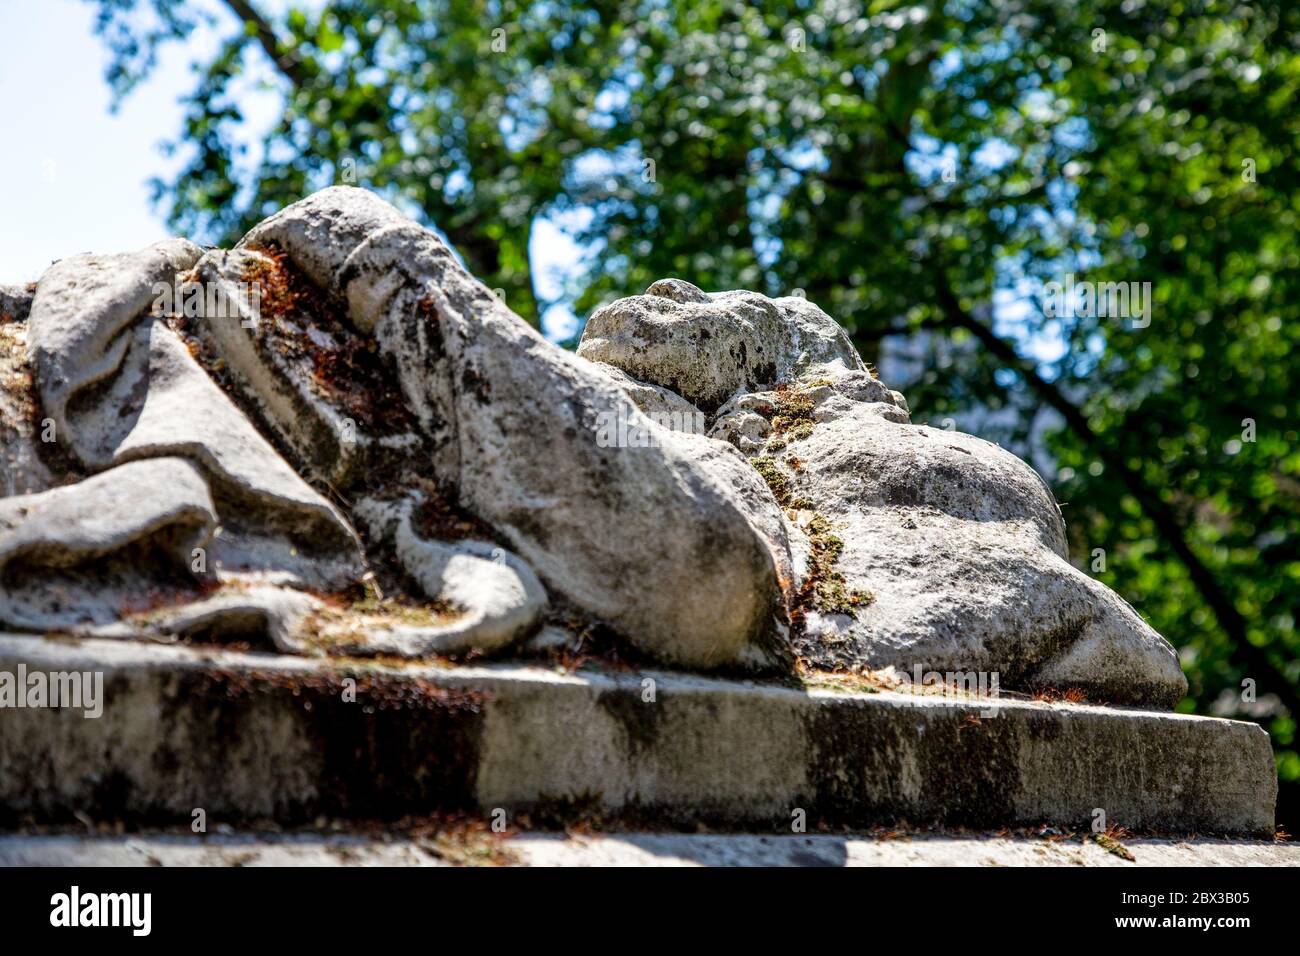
xmin=0 ymin=0 xmax=584 ymax=336
xmin=0 ymin=0 xmax=206 ymax=284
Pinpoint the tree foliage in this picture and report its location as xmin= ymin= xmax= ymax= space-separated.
xmin=89 ymin=0 xmax=1300 ymax=821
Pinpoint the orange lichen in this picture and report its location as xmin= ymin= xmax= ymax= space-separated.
xmin=1032 ymin=686 xmax=1090 ymax=704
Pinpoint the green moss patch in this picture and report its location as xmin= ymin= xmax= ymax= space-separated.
xmin=752 ymin=456 xmax=794 ymax=507
xmin=792 ymin=513 xmax=872 ymax=628
xmin=769 ymin=383 xmax=817 ymax=437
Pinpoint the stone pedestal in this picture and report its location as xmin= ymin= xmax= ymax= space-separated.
xmin=0 ymin=634 xmax=1275 ymax=837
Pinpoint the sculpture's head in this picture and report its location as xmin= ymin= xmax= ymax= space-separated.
xmin=578 ymin=277 xmax=864 ymax=411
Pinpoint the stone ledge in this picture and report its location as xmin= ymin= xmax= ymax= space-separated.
xmin=0 ymin=635 xmax=1277 ymax=836
xmin=1 ymin=833 xmax=1295 ymax=868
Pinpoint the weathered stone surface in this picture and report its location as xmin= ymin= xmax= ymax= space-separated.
xmin=0 ymin=191 xmax=790 ymax=670
xmin=183 ymin=246 xmax=429 ymax=490
xmin=587 ymin=359 xmax=706 ymax=426
xmin=347 ymin=494 xmax=547 ymax=657
xmin=505 ymin=832 xmax=1300 ymax=867
xmin=585 ymin=284 xmax=1186 ymax=708
xmin=578 ymin=279 xmax=865 ymax=411
xmin=0 ymin=636 xmax=1275 ymax=836
xmin=0 ymin=458 xmax=215 ymax=632
xmin=0 ymin=189 xmax=1194 ymax=701
xmin=234 ymin=187 xmax=789 ymax=669
xmin=0 ymin=283 xmax=34 ymax=324
xmin=0 ymin=316 xmax=55 ymax=498
xmin=732 ymin=366 xmax=1185 ymax=707
xmin=3 ymin=831 xmax=1296 ymax=867
xmin=2 ymin=242 xmax=369 ymax=652
xmin=26 ymin=243 xmax=363 ymax=585
xmin=0 ymin=188 xmax=1274 ymax=842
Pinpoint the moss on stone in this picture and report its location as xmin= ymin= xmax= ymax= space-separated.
xmin=794 ymin=512 xmax=872 ymax=623
xmin=752 ymin=456 xmax=793 ymax=507
xmin=769 ymin=384 xmax=816 ymax=437
xmin=797 ymin=666 xmax=883 ymax=695
xmin=303 ymin=596 xmax=464 ymax=654
xmin=345 ymin=595 xmax=458 ymax=626
xmin=1092 ymin=830 xmax=1136 ymax=861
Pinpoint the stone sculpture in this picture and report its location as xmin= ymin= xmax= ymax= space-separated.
xmin=0 ymin=187 xmax=1185 ymax=707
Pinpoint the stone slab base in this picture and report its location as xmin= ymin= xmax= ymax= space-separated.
xmin=1 ymin=832 xmax=1295 ymax=867
xmin=0 ymin=635 xmax=1277 ymax=836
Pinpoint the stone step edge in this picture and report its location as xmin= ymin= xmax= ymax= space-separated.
xmin=3 ymin=832 xmax=1296 ymax=868
xmin=0 ymin=635 xmax=1277 ymax=836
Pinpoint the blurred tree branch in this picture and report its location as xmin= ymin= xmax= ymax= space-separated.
xmin=219 ymin=0 xmax=307 ymax=87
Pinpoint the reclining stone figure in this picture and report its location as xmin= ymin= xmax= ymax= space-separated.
xmin=0 ymin=187 xmax=1185 ymax=707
